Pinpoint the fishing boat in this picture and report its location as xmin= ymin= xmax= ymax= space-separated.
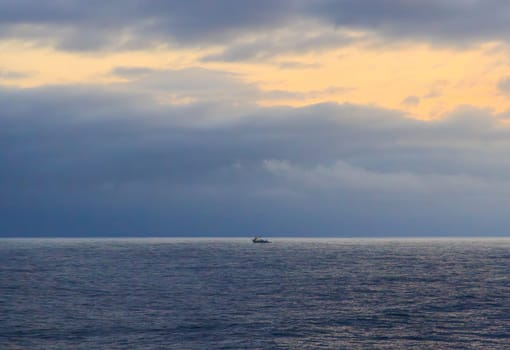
xmin=252 ymin=236 xmax=271 ymax=243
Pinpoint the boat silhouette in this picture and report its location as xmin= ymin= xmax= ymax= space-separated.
xmin=252 ymin=236 xmax=271 ymax=243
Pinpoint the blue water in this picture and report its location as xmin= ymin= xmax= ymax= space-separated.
xmin=1 ymin=238 xmax=510 ymax=349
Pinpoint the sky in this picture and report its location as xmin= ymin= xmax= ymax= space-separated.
xmin=3 ymin=1 xmax=510 ymax=237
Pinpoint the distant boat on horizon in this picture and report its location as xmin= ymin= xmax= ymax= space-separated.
xmin=252 ymin=236 xmax=271 ymax=243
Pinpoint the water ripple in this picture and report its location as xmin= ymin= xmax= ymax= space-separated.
xmin=1 ymin=238 xmax=510 ymax=349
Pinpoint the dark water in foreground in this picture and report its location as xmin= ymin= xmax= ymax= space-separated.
xmin=1 ymin=238 xmax=510 ymax=349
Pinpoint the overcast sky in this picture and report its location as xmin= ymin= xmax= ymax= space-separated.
xmin=3 ymin=1 xmax=510 ymax=236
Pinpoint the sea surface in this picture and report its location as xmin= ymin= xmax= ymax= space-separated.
xmin=1 ymin=238 xmax=510 ymax=349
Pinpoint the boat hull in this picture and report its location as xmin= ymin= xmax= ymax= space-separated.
xmin=252 ymin=238 xmax=270 ymax=243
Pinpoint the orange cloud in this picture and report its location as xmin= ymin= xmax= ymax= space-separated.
xmin=2 ymin=38 xmax=510 ymax=120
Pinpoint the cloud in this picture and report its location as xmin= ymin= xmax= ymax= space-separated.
xmin=0 ymin=68 xmax=30 ymax=80
xmin=277 ymin=61 xmax=322 ymax=70
xmin=111 ymin=66 xmax=157 ymax=79
xmin=109 ymin=66 xmax=351 ymax=106
xmin=308 ymin=0 xmax=510 ymax=47
xmin=111 ymin=67 xmax=262 ymax=109
xmin=424 ymin=91 xmax=442 ymax=99
xmin=3 ymin=84 xmax=510 ymax=236
xmin=3 ymin=0 xmax=510 ymax=54
xmin=201 ymin=24 xmax=361 ymax=62
xmin=262 ymin=86 xmax=354 ymax=101
xmin=498 ymin=76 xmax=510 ymax=94
xmin=0 ymin=0 xmax=299 ymax=51
xmin=401 ymin=95 xmax=420 ymax=107
xmin=262 ymin=159 xmax=498 ymax=197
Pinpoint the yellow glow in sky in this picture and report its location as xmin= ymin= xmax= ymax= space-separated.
xmin=2 ymin=38 xmax=510 ymax=120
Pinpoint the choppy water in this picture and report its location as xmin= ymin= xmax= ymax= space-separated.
xmin=1 ymin=238 xmax=510 ymax=349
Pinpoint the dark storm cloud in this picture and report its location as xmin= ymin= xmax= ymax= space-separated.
xmin=0 ymin=0 xmax=298 ymax=51
xmin=309 ymin=0 xmax=510 ymax=46
xmin=2 ymin=0 xmax=510 ymax=54
xmin=3 ymin=83 xmax=510 ymax=236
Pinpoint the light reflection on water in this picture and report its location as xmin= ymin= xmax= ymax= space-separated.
xmin=1 ymin=238 xmax=510 ymax=349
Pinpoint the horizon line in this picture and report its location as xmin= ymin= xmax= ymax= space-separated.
xmin=2 ymin=236 xmax=510 ymax=240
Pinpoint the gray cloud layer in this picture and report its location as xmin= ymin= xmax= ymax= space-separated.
xmin=309 ymin=0 xmax=510 ymax=45
xmin=2 ymin=82 xmax=510 ymax=236
xmin=2 ymin=0 xmax=510 ymax=54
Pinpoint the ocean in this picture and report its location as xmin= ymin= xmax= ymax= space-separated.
xmin=1 ymin=238 xmax=510 ymax=349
